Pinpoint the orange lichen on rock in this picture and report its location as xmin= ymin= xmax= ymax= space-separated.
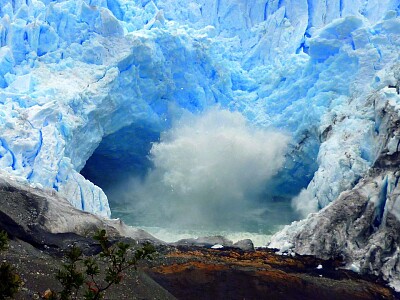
xmin=154 ymin=261 xmax=226 ymax=275
xmin=145 ymin=246 xmax=398 ymax=300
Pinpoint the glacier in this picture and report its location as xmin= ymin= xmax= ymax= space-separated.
xmin=2 ymin=0 xmax=400 ymax=287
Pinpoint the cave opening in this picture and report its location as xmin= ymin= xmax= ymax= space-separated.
xmin=80 ymin=110 xmax=318 ymax=246
xmin=80 ymin=121 xmax=160 ymax=209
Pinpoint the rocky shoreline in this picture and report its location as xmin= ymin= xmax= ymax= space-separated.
xmin=3 ymin=238 xmax=399 ymax=299
xmin=0 ymin=175 xmax=398 ymax=299
xmin=147 ymin=246 xmax=399 ymax=300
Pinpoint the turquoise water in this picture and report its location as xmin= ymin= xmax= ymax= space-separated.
xmin=111 ymin=200 xmax=295 ymax=247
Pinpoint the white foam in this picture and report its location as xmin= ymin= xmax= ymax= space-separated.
xmin=110 ymin=108 xmax=290 ymax=230
xmin=139 ymin=226 xmax=272 ymax=247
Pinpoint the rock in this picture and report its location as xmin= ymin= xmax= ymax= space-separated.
xmin=173 ymin=237 xmax=255 ymax=251
xmin=172 ymin=236 xmax=233 ymax=248
xmin=42 ymin=289 xmax=53 ymax=299
xmin=0 ymin=174 xmax=162 ymax=255
xmin=233 ymin=239 xmax=254 ymax=251
xmin=146 ymin=247 xmax=398 ymax=300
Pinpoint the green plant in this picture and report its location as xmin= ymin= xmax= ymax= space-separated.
xmin=0 ymin=263 xmax=22 ymax=298
xmin=0 ymin=230 xmax=8 ymax=252
xmin=56 ymin=245 xmax=85 ymax=300
xmin=50 ymin=229 xmax=156 ymax=300
xmin=0 ymin=230 xmax=22 ymax=299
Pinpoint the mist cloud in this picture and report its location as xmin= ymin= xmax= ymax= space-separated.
xmin=109 ymin=108 xmax=290 ymax=230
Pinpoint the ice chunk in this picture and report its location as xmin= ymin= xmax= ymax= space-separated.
xmin=0 ymin=46 xmax=14 ymax=88
xmin=308 ymin=17 xmax=363 ymax=60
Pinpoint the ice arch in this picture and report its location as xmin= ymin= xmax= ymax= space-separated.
xmin=80 ymin=107 xmax=314 ymax=232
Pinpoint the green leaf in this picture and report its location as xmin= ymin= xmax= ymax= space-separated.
xmin=0 ymin=230 xmax=9 ymax=252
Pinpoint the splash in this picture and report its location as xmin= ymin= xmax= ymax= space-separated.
xmin=109 ymin=108 xmax=290 ymax=231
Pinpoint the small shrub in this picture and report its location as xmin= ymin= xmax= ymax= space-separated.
xmin=50 ymin=229 xmax=156 ymax=300
xmin=0 ymin=230 xmax=22 ymax=299
xmin=0 ymin=230 xmax=8 ymax=252
xmin=0 ymin=263 xmax=22 ymax=298
xmin=56 ymin=245 xmax=85 ymax=300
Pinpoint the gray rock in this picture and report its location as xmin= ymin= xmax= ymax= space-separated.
xmin=233 ymin=239 xmax=254 ymax=251
xmin=0 ymin=175 xmax=162 ymax=255
xmin=172 ymin=235 xmax=233 ymax=248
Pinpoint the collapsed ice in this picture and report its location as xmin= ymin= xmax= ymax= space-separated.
xmin=1 ymin=0 xmax=400 ymax=221
xmin=105 ymin=108 xmax=289 ymax=229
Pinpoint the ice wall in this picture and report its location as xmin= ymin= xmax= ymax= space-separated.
xmin=1 ymin=0 xmax=400 ymax=219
